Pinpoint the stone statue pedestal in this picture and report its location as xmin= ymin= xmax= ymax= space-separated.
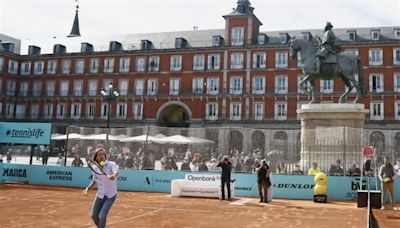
xmin=297 ymin=104 xmax=369 ymax=173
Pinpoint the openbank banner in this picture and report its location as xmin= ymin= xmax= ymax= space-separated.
xmin=1 ymin=164 xmax=399 ymax=201
xmin=0 ymin=122 xmax=52 ymax=145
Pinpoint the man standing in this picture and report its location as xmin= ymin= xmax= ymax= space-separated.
xmin=378 ymin=156 xmax=396 ymax=210
xmin=256 ymin=159 xmax=270 ymax=203
xmin=217 ymin=155 xmax=232 ymax=200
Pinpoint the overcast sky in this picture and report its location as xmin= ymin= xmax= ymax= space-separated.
xmin=1 ymin=0 xmax=399 ymax=44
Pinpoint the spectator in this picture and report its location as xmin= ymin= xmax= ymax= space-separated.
xmin=6 ymin=150 xmax=12 ymax=163
xmin=328 ymin=163 xmax=344 ymax=176
xmin=71 ymin=154 xmax=84 ymax=167
xmin=180 ymin=159 xmax=191 ymax=171
xmin=256 ymin=159 xmax=271 ymax=203
xmin=347 ymin=163 xmax=361 ymax=176
xmin=56 ymin=153 xmax=64 ymax=165
xmin=217 ymin=155 xmax=232 ymax=201
xmin=276 ymin=161 xmax=286 ymax=174
xmin=124 ymin=152 xmax=135 ymax=169
xmin=378 ymin=156 xmax=396 ymax=210
xmin=198 ymin=159 xmax=208 ymax=172
xmin=308 ymin=162 xmax=321 ymax=176
xmin=394 ymin=158 xmax=400 ymax=177
xmin=292 ymin=164 xmax=304 ymax=175
xmin=208 ymin=158 xmax=220 ymax=172
xmin=0 ymin=153 xmax=3 ymax=163
xmin=41 ymin=147 xmax=49 ymax=165
xmin=142 ymin=153 xmax=155 ymax=170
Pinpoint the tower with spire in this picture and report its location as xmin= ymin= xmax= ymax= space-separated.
xmin=223 ymin=0 xmax=262 ymax=45
xmin=67 ymin=1 xmax=81 ymax=37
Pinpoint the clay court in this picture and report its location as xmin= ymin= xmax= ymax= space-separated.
xmin=0 ymin=183 xmax=398 ymax=228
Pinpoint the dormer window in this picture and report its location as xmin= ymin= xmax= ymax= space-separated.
xmin=394 ymin=29 xmax=400 ymax=39
xmin=257 ymin=34 xmax=267 ymax=45
xmin=279 ymin=33 xmax=289 ymax=44
xmin=175 ymin=38 xmax=187 ymax=49
xmin=371 ymin=30 xmax=380 ymax=40
xmin=347 ymin=30 xmax=356 ymax=41
xmin=212 ymin=35 xmax=223 ymax=47
xmin=301 ymin=32 xmax=311 ymax=41
xmin=231 ymin=27 xmax=244 ymax=46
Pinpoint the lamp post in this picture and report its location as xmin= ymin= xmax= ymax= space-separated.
xmin=101 ymin=82 xmax=119 ymax=129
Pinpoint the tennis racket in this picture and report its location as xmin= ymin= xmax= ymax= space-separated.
xmin=87 ymin=160 xmax=107 ymax=175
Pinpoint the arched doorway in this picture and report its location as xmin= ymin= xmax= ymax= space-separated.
xmin=228 ymin=130 xmax=243 ymax=153
xmin=251 ymin=130 xmax=265 ymax=152
xmin=156 ymin=102 xmax=191 ymax=127
xmin=270 ymin=131 xmax=288 ymax=159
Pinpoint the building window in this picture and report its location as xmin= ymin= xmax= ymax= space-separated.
xmin=149 ymin=56 xmax=159 ymax=72
xmin=133 ymin=103 xmax=143 ymax=120
xmin=193 ymin=55 xmax=205 ymax=70
xmin=253 ymin=76 xmax=265 ymax=95
xmin=0 ymin=57 xmax=4 ymax=72
xmin=19 ymin=81 xmax=28 ymax=97
xmin=73 ymin=80 xmax=83 ymax=96
xmin=275 ymin=76 xmax=288 ymax=94
xmin=6 ymin=80 xmax=16 ymax=96
xmin=253 ymin=52 xmax=266 ymax=69
xmin=88 ymin=80 xmax=97 ymax=96
xmin=75 ymin=59 xmax=84 ymax=74
xmin=369 ymin=74 xmax=383 ymax=92
xmin=47 ymin=60 xmax=57 ymax=74
xmin=192 ymin=78 xmax=204 ymax=94
xmin=33 ymin=81 xmax=42 ymax=97
xmin=33 ymin=61 xmax=44 ymax=75
xmin=86 ymin=103 xmax=95 ymax=119
xmin=394 ymin=29 xmax=400 ymax=39
xmin=320 ymin=80 xmax=334 ymax=93
xmin=57 ymin=103 xmax=66 ymax=119
xmin=275 ymin=52 xmax=288 ymax=68
xmin=395 ymin=101 xmax=400 ymax=120
xmin=347 ymin=31 xmax=356 ymax=41
xmin=101 ymin=103 xmax=109 ymax=120
xmin=207 ymin=54 xmax=220 ymax=70
xmin=207 ymin=78 xmax=219 ymax=95
xmin=230 ymin=77 xmax=242 ymax=95
xmin=170 ymin=79 xmax=180 ymax=95
xmin=60 ymin=81 xmax=69 ymax=96
xmin=371 ymin=30 xmax=380 ymax=40
xmin=119 ymin=57 xmax=130 ymax=73
xmin=370 ymin=102 xmax=383 ymax=120
xmin=231 ymin=53 xmax=243 ymax=69
xmin=275 ymin=102 xmax=287 ymax=120
xmin=170 ymin=55 xmax=182 ymax=71
xmin=71 ymin=103 xmax=81 ymax=119
xmin=136 ymin=57 xmax=146 ymax=72
xmin=369 ymin=49 xmax=383 ymax=66
xmin=231 ymin=27 xmax=244 ymax=46
xmin=15 ymin=104 xmax=26 ymax=119
xmin=119 ymin=80 xmax=128 ymax=96
xmin=104 ymin=58 xmax=114 ymax=73
xmin=89 ymin=58 xmax=99 ymax=73
xmin=135 ymin=79 xmax=144 ymax=95
xmin=6 ymin=103 xmax=15 ymax=118
xmin=206 ymin=103 xmax=218 ymax=120
xmin=147 ymin=79 xmax=158 ymax=95
xmin=393 ymin=48 xmax=400 ymax=65
xmin=44 ymin=104 xmax=53 ymax=119
xmin=394 ymin=74 xmax=400 ymax=92
xmin=31 ymin=104 xmax=39 ymax=119
xmin=8 ymin=59 xmax=18 ymax=74
xmin=345 ymin=49 xmax=359 ymax=56
xmin=279 ymin=33 xmax=288 ymax=43
xmin=117 ymin=103 xmax=127 ymax=119
xmin=254 ymin=103 xmax=264 ymax=121
xmin=46 ymin=81 xmax=55 ymax=96
xmin=61 ymin=59 xmax=70 ymax=74
xmin=21 ymin=62 xmax=31 ymax=75
xmin=230 ymin=103 xmax=241 ymax=120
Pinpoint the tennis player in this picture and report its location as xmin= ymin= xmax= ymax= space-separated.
xmin=84 ymin=146 xmax=119 ymax=228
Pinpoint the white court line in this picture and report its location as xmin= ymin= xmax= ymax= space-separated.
xmin=229 ymin=199 xmax=252 ymax=206
xmin=88 ymin=208 xmax=164 ymax=227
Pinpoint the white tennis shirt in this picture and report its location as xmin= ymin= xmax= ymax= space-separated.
xmin=93 ymin=160 xmax=119 ymax=198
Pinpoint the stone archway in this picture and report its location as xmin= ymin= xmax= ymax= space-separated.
xmin=270 ymin=131 xmax=289 ymax=159
xmin=228 ymin=130 xmax=243 ymax=153
xmin=251 ymin=130 xmax=265 ymax=152
xmin=370 ymin=131 xmax=385 ymax=161
xmin=156 ymin=101 xmax=192 ymax=127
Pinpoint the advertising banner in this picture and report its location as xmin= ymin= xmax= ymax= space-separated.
xmin=0 ymin=122 xmax=52 ymax=145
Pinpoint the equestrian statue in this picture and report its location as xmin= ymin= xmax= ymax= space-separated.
xmin=289 ymin=22 xmax=367 ymax=103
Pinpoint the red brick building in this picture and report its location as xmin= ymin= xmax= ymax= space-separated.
xmin=0 ymin=0 xmax=400 ymax=152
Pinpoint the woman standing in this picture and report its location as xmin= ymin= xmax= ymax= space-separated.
xmin=83 ymin=146 xmax=119 ymax=228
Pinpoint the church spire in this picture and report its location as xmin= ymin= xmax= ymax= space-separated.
xmin=67 ymin=1 xmax=81 ymax=37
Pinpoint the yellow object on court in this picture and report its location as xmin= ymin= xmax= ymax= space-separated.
xmin=314 ymin=172 xmax=328 ymax=195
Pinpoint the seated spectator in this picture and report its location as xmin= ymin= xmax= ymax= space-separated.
xmin=292 ymin=164 xmax=304 ymax=175
xmin=328 ymin=164 xmax=344 ymax=176
xmin=198 ymin=160 xmax=209 ymax=172
xmin=347 ymin=163 xmax=361 ymax=176
xmin=71 ymin=154 xmax=84 ymax=167
xmin=276 ymin=161 xmax=286 ymax=174
xmin=56 ymin=153 xmax=64 ymax=166
xmin=208 ymin=158 xmax=220 ymax=172
xmin=180 ymin=159 xmax=191 ymax=171
xmin=308 ymin=162 xmax=321 ymax=176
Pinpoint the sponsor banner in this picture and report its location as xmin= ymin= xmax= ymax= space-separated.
xmin=0 ymin=122 xmax=52 ymax=145
xmin=1 ymin=163 xmax=30 ymax=183
xmin=184 ymin=174 xmax=221 ymax=186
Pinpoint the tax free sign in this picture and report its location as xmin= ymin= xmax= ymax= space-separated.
xmin=0 ymin=122 xmax=52 ymax=145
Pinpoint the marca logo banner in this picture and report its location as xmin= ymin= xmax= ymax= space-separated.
xmin=0 ymin=122 xmax=52 ymax=145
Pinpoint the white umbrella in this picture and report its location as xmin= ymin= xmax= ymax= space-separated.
xmin=83 ymin=134 xmax=121 ymax=141
xmin=120 ymin=135 xmax=156 ymax=143
xmin=51 ymin=133 xmax=84 ymax=140
xmin=188 ymin=137 xmax=215 ymax=144
xmin=156 ymin=135 xmax=193 ymax=144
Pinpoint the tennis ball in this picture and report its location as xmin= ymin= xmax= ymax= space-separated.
xmin=384 ymin=177 xmax=391 ymax=183
xmin=100 ymin=161 xmax=105 ymax=166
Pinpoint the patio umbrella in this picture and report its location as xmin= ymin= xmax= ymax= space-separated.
xmin=51 ymin=133 xmax=84 ymax=140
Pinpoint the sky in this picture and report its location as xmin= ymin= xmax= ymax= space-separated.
xmin=1 ymin=0 xmax=399 ymax=51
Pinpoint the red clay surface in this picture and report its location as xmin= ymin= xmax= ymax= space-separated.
xmin=0 ymin=183 xmax=397 ymax=228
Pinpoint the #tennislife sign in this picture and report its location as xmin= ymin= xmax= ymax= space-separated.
xmin=0 ymin=122 xmax=52 ymax=145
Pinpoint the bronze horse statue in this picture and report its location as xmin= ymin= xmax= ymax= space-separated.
xmin=289 ymin=38 xmax=366 ymax=103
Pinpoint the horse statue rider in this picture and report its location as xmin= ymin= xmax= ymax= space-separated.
xmin=316 ymin=22 xmax=341 ymax=74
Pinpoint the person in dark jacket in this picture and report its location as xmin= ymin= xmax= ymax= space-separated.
xmin=378 ymin=156 xmax=396 ymax=210
xmin=256 ymin=159 xmax=271 ymax=203
xmin=217 ymin=155 xmax=232 ymax=200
